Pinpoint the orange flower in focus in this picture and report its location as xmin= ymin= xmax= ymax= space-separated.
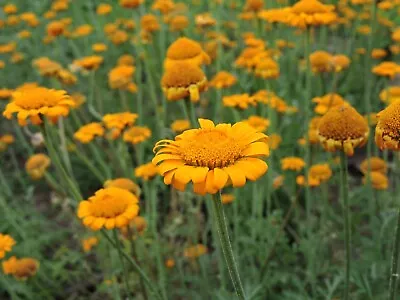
xmin=317 ymin=105 xmax=369 ymax=156
xmin=161 ymin=61 xmax=207 ymax=103
xmin=153 ymin=119 xmax=269 ymax=194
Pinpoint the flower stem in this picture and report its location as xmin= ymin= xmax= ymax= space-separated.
xmin=340 ymin=151 xmax=351 ymax=300
xmin=113 ymin=230 xmax=131 ymax=299
xmin=388 ymin=154 xmax=400 ymax=300
xmin=101 ymin=230 xmax=165 ymax=300
xmin=211 ymin=193 xmax=246 ymax=300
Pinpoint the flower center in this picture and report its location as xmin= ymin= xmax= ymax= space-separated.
xmin=178 ymin=129 xmax=245 ymax=169
xmin=90 ymin=195 xmax=129 ymax=218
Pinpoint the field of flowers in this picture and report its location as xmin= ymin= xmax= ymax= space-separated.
xmin=1 ymin=0 xmax=400 ymax=299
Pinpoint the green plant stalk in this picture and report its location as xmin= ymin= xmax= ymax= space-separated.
xmin=340 ymin=151 xmax=351 ymax=300
xmin=100 ymin=230 xmax=165 ymax=300
xmin=211 ymin=192 xmax=246 ymax=300
xmin=113 ymin=230 xmax=131 ymax=299
xmin=388 ymin=153 xmax=400 ymax=300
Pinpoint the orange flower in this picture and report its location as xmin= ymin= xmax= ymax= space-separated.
xmin=268 ymin=134 xmax=282 ymax=150
xmin=312 ymin=93 xmax=348 ymax=115
xmin=73 ymin=56 xmax=104 ymax=71
xmin=372 ymin=62 xmax=400 ymax=79
xmin=171 ymin=119 xmax=191 ymax=133
xmin=209 ymin=71 xmax=237 ymax=89
xmin=380 ymin=87 xmax=400 ymax=104
xmin=77 ymin=187 xmax=140 ymax=230
xmin=254 ymin=58 xmax=280 ymax=79
xmin=153 ymin=119 xmax=269 ymax=194
xmin=74 ymin=123 xmax=105 ymax=144
xmin=82 ymin=237 xmax=99 ymax=252
xmin=2 ymin=256 xmax=39 ymax=280
xmin=244 ymin=116 xmax=270 ymax=132
xmin=46 ymin=21 xmax=65 ymax=37
xmin=0 ymin=234 xmax=16 ymax=259
xmin=281 ymin=157 xmax=305 ymax=172
xmin=371 ymin=49 xmax=387 ymax=59
xmin=184 ymin=244 xmax=208 ymax=259
xmin=25 ymin=154 xmax=51 ymax=180
xmin=104 ymin=178 xmax=140 ymax=195
xmin=221 ymin=193 xmax=235 ymax=204
xmin=284 ymin=0 xmax=337 ymax=29
xmin=310 ymin=51 xmax=332 ymax=73
xmin=102 ymin=112 xmax=138 ymax=137
xmin=169 ymin=15 xmax=189 ymax=32
xmin=141 ymin=14 xmax=160 ymax=32
xmin=362 ymin=172 xmax=388 ymax=190
xmin=135 ymin=162 xmax=159 ymax=181
xmin=164 ymin=38 xmax=210 ymax=69
xmin=120 ymin=0 xmax=143 ymax=8
xmin=223 ymin=94 xmax=257 ymax=110
xmin=108 ymin=65 xmax=135 ymax=89
xmin=161 ymin=61 xmax=207 ymax=102
xmin=3 ymin=87 xmax=75 ymax=126
xmin=97 ymin=3 xmax=112 ymax=15
xmin=360 ymin=157 xmax=387 ymax=174
xmin=123 ymin=126 xmax=152 ymax=145
xmin=375 ymin=100 xmax=400 ymax=150
xmin=317 ymin=105 xmax=369 ymax=156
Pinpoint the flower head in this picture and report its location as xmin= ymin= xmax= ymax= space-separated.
xmin=135 ymin=162 xmax=159 ymax=181
xmin=244 ymin=116 xmax=270 ymax=132
xmin=25 ymin=154 xmax=51 ymax=180
xmin=108 ymin=65 xmax=135 ymax=89
xmin=0 ymin=234 xmax=15 ymax=259
xmin=73 ymin=56 xmax=104 ymax=71
xmin=221 ymin=193 xmax=235 ymax=204
xmin=3 ymin=87 xmax=75 ymax=126
xmin=82 ymin=237 xmax=99 ymax=252
xmin=310 ymin=51 xmax=332 ymax=73
xmin=2 ymin=257 xmax=39 ymax=280
xmin=104 ymin=178 xmax=140 ymax=195
xmin=363 ymin=172 xmax=388 ymax=190
xmin=120 ymin=216 xmax=147 ymax=238
xmin=153 ymin=119 xmax=269 ymax=195
xmin=165 ymin=38 xmax=210 ymax=69
xmin=380 ymin=87 xmax=400 ymax=104
xmin=123 ymin=126 xmax=151 ymax=145
xmin=375 ymin=100 xmax=400 ymax=151
xmin=309 ymin=163 xmax=332 ymax=184
xmin=120 ymin=0 xmax=143 ymax=8
xmin=161 ymin=61 xmax=207 ymax=102
xmin=360 ymin=157 xmax=387 ymax=174
xmin=281 ymin=157 xmax=305 ymax=172
xmin=74 ymin=123 xmax=104 ymax=144
xmin=102 ymin=112 xmax=138 ymax=137
xmin=254 ymin=58 xmax=280 ymax=79
xmin=317 ymin=105 xmax=369 ymax=156
xmin=372 ymin=62 xmax=400 ymax=79
xmin=312 ymin=93 xmax=348 ymax=115
xmin=171 ymin=119 xmax=191 ymax=133
xmin=284 ymin=0 xmax=337 ymax=29
xmin=209 ymin=71 xmax=237 ymax=89
xmin=184 ymin=244 xmax=208 ymax=259
xmin=77 ymin=187 xmax=140 ymax=231
xmin=223 ymin=94 xmax=257 ymax=110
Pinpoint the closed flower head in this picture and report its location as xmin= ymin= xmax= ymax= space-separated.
xmin=317 ymin=105 xmax=369 ymax=156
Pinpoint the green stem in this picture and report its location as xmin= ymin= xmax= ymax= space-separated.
xmin=340 ymin=151 xmax=351 ymax=300
xmin=101 ymin=230 xmax=165 ymax=300
xmin=113 ymin=230 xmax=131 ymax=299
xmin=389 ymin=153 xmax=400 ymax=300
xmin=211 ymin=193 xmax=246 ymax=300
